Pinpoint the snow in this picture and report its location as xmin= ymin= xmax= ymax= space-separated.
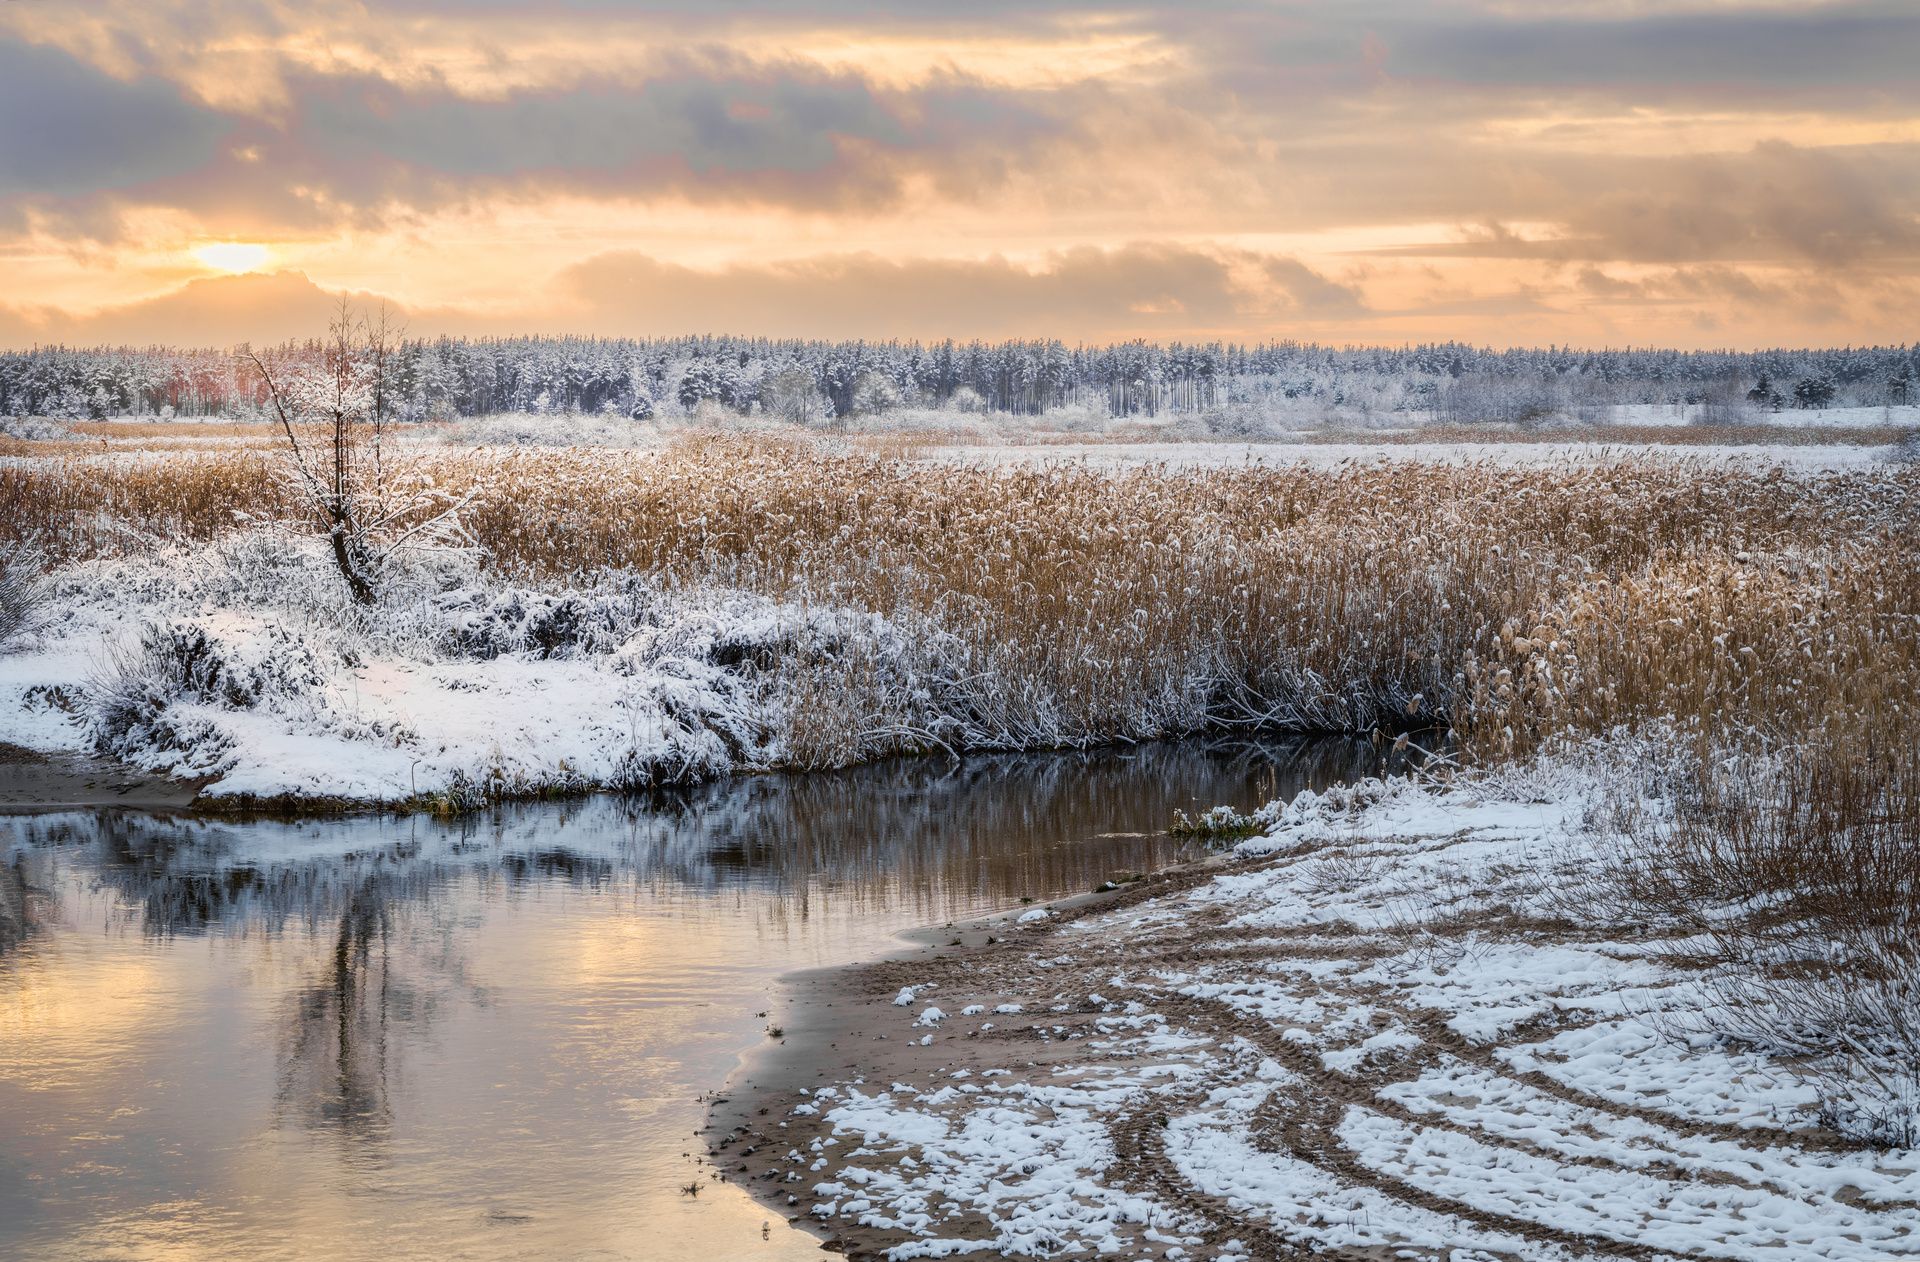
xmin=0 ymin=531 xmax=889 ymax=803
xmin=924 ymin=439 xmax=1897 ymax=472
xmin=784 ymin=752 xmax=1920 ymax=1258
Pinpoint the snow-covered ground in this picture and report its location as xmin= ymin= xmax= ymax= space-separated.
xmin=746 ymin=757 xmax=1920 ymax=1260
xmin=924 ymin=439 xmax=1901 ymax=471
xmin=1605 ymin=402 xmax=1918 ymax=430
xmin=0 ymin=533 xmax=897 ymax=804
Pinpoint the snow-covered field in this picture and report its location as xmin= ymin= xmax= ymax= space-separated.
xmin=0 ymin=534 xmax=904 ymax=804
xmin=745 ymin=757 xmax=1920 ymax=1260
xmin=925 ymin=438 xmax=1902 ymax=472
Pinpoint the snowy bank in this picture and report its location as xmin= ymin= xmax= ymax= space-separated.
xmin=0 ymin=532 xmax=905 ymax=805
xmin=722 ymin=753 xmax=1920 ymax=1260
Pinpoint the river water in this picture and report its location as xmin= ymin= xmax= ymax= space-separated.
xmin=0 ymin=739 xmax=1388 ymax=1261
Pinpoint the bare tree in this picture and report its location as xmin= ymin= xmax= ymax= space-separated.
xmin=763 ymin=363 xmax=829 ymax=425
xmin=248 ymin=302 xmax=470 ymax=604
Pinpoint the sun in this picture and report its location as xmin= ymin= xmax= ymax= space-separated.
xmin=191 ymin=242 xmax=271 ymax=273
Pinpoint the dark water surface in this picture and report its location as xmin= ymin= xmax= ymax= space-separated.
xmin=0 ymin=739 xmax=1389 ymax=1261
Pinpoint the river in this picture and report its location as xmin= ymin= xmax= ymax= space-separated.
xmin=0 ymin=738 xmax=1390 ymax=1260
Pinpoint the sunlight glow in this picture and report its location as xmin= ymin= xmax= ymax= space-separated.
xmin=191 ymin=242 xmax=271 ymax=274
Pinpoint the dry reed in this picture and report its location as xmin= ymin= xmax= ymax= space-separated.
xmin=9 ymin=435 xmax=1917 ymax=761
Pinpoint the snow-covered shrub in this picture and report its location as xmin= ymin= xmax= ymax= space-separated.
xmin=0 ymin=543 xmax=48 ymax=648
xmin=949 ymin=386 xmax=987 ymax=415
xmin=1690 ymin=379 xmax=1760 ymax=428
xmin=1578 ymin=733 xmax=1920 ymax=1147
xmin=0 ymin=415 xmax=76 ymax=442
xmin=849 ymin=370 xmax=901 ymax=417
xmin=1196 ymin=402 xmax=1286 ymax=440
xmin=88 ymin=616 xmax=334 ymax=775
xmin=1169 ymin=803 xmax=1268 ymax=844
xmin=429 ymin=582 xmax=661 ymax=660
xmin=763 ymin=364 xmax=831 ymax=425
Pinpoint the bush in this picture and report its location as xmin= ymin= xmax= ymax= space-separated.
xmin=763 ymin=364 xmax=830 ymax=425
xmin=850 ymin=370 xmax=901 ymax=417
xmin=1691 ymin=379 xmax=1760 ymax=428
xmin=1580 ymin=734 xmax=1920 ymax=1145
xmin=0 ymin=543 xmax=47 ymax=648
xmin=949 ymin=386 xmax=987 ymax=415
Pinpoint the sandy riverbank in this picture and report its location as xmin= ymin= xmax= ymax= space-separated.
xmin=0 ymin=742 xmax=204 ymax=813
xmin=712 ymin=764 xmax=1920 ymax=1261
xmin=708 ymin=861 xmax=1226 ymax=1258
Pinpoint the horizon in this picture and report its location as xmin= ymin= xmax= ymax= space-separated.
xmin=6 ymin=311 xmax=1916 ymax=359
xmin=3 ymin=2 xmax=1917 ymax=350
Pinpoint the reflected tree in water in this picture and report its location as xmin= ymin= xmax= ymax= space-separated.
xmin=0 ymin=856 xmax=35 ymax=955
xmin=274 ymin=876 xmax=437 ymax=1149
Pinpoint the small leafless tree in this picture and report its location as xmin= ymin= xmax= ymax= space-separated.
xmin=248 ymin=302 xmax=471 ymax=604
xmin=763 ymin=363 xmax=829 ymax=426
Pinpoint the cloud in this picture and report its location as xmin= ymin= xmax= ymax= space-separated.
xmin=2 ymin=1 xmax=1917 ymax=347
xmin=0 ymin=272 xmax=382 ymax=349
xmin=1386 ymin=4 xmax=1920 ymax=99
xmin=0 ymin=38 xmax=229 ymax=199
xmin=554 ymin=245 xmax=1366 ymax=338
xmin=1345 ymin=142 xmax=1920 ymax=267
xmin=0 ymin=245 xmax=1367 ymax=346
xmin=275 ymin=57 xmax=1072 ymax=214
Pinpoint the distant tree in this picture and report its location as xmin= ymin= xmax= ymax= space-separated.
xmin=1792 ymin=373 xmax=1837 ymax=410
xmin=949 ymin=385 xmax=987 ymax=414
xmin=763 ymin=364 xmax=828 ymax=425
xmin=850 ymin=369 xmax=900 ymax=417
xmin=677 ymin=360 xmax=739 ymax=410
xmin=1747 ymin=373 xmax=1784 ymax=411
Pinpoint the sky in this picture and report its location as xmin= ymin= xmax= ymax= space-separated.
xmin=1 ymin=0 xmax=1915 ymax=349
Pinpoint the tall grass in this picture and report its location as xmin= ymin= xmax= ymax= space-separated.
xmin=0 ymin=541 xmax=48 ymax=648
xmin=8 ymin=437 xmax=1918 ymax=761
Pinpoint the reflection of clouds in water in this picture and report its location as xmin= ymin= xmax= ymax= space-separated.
xmin=2 ymin=738 xmax=1404 ymax=942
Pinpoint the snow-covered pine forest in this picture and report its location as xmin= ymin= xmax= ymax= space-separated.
xmin=3 ymin=337 xmax=1915 ymax=425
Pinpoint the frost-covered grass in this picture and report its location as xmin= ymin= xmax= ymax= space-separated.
xmin=1559 ymin=735 xmax=1920 ymax=1147
xmin=0 ymin=541 xmax=48 ymax=649
xmin=4 ymin=437 xmax=1918 ymax=806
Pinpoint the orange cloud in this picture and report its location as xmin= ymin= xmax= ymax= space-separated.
xmin=1 ymin=2 xmax=1915 ymax=347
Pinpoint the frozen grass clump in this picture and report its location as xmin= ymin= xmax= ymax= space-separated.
xmin=0 ymin=542 xmax=49 ymax=649
xmin=64 ymin=531 xmax=962 ymax=802
xmin=1547 ymin=731 xmax=1920 ymax=1147
xmin=435 ymin=411 xmax=666 ymax=449
xmin=90 ymin=616 xmax=338 ymax=777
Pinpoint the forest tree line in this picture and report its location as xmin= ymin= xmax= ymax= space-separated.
xmin=1 ymin=336 xmax=1914 ymax=424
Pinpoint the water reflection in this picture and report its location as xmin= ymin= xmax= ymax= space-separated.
xmin=0 ymin=737 xmax=1401 ymax=1262
xmin=279 ymin=880 xmax=397 ymax=1147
